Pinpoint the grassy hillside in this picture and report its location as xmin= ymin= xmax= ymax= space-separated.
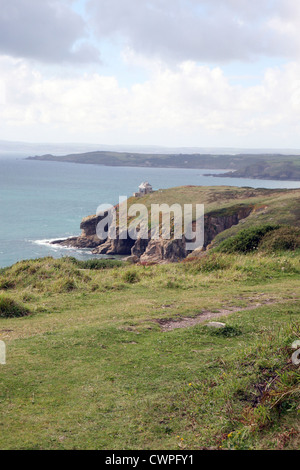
xmin=125 ymin=186 xmax=300 ymax=238
xmin=0 ymin=250 xmax=299 ymax=450
xmin=0 ymin=186 xmax=299 ymax=450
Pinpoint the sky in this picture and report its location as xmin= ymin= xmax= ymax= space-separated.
xmin=1 ymin=0 xmax=300 ymax=148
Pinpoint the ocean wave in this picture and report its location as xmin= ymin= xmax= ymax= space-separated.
xmin=33 ymin=237 xmax=68 ymax=246
xmin=31 ymin=238 xmax=93 ymax=255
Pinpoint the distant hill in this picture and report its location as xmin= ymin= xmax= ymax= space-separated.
xmin=215 ymin=160 xmax=300 ymax=181
xmin=27 ymin=150 xmax=300 ymax=180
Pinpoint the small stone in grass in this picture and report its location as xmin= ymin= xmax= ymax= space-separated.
xmin=207 ymin=322 xmax=226 ymax=329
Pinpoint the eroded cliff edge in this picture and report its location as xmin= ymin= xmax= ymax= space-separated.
xmin=52 ymin=186 xmax=300 ymax=263
xmin=52 ymin=205 xmax=253 ymax=263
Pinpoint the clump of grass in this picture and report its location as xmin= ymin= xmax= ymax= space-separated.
xmin=220 ymin=324 xmax=300 ymax=450
xmin=183 ymin=253 xmax=230 ymax=273
xmin=216 ymin=224 xmax=280 ymax=253
xmin=0 ymin=296 xmax=30 ymax=318
xmin=0 ymin=279 xmax=16 ymax=290
xmin=22 ymin=293 xmax=36 ymax=302
xmin=55 ymin=278 xmax=77 ymax=293
xmin=1 ymin=257 xmax=92 ymax=293
xmin=207 ymin=325 xmax=243 ymax=337
xmin=165 ymin=279 xmax=181 ymax=289
xmin=122 ymin=270 xmax=140 ymax=284
xmin=259 ymin=226 xmax=300 ymax=252
xmin=70 ymin=258 xmax=123 ymax=270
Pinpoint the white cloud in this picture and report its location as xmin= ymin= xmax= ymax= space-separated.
xmin=0 ymin=0 xmax=100 ymax=63
xmin=1 ymin=55 xmax=300 ymax=146
xmin=87 ymin=0 xmax=300 ymax=63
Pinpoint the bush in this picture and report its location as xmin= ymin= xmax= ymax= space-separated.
xmin=0 ymin=296 xmax=30 ymax=318
xmin=216 ymin=225 xmax=280 ymax=253
xmin=259 ymin=226 xmax=300 ymax=252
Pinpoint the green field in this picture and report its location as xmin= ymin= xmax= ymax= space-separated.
xmin=0 ymin=249 xmax=299 ymax=450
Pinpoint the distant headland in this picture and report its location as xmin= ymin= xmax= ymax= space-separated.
xmin=27 ymin=151 xmax=300 ymax=181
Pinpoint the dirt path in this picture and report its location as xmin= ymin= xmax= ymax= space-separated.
xmin=156 ymin=300 xmax=280 ymax=332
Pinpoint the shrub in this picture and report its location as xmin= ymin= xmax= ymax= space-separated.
xmin=259 ymin=226 xmax=300 ymax=252
xmin=0 ymin=296 xmax=30 ymax=318
xmin=216 ymin=225 xmax=280 ymax=253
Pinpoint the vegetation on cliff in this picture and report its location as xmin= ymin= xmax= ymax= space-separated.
xmin=0 ymin=247 xmax=299 ymax=449
xmin=0 ymin=185 xmax=299 ymax=450
xmin=215 ymin=225 xmax=300 ymax=254
xmin=57 ymin=186 xmax=300 ymax=262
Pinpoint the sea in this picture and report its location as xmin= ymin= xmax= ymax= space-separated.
xmin=0 ymin=157 xmax=299 ymax=268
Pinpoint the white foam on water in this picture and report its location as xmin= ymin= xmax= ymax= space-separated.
xmin=31 ymin=238 xmax=94 ymax=255
xmin=33 ymin=237 xmax=70 ymax=247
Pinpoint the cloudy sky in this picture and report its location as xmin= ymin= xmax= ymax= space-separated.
xmin=1 ymin=0 xmax=300 ymax=148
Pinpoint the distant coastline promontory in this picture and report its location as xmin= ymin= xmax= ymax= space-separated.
xmin=27 ymin=151 xmax=300 ymax=181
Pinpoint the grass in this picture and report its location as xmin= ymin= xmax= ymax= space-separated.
xmin=259 ymin=226 xmax=300 ymax=252
xmin=215 ymin=224 xmax=281 ymax=253
xmin=0 ymin=296 xmax=30 ymax=318
xmin=215 ymin=224 xmax=300 ymax=254
xmin=0 ymin=252 xmax=299 ymax=450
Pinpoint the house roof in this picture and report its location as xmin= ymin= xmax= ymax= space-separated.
xmin=139 ymin=181 xmax=152 ymax=189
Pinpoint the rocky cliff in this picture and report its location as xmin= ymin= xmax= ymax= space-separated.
xmin=52 ymin=214 xmax=105 ymax=249
xmin=53 ymin=203 xmax=253 ymax=263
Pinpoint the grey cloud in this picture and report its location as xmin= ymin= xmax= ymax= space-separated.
xmin=87 ymin=0 xmax=299 ymax=63
xmin=0 ymin=0 xmax=100 ymax=63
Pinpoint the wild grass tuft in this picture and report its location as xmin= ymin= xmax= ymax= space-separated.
xmin=0 ymin=296 xmax=30 ymax=318
xmin=70 ymin=258 xmax=123 ymax=270
xmin=122 ymin=270 xmax=140 ymax=284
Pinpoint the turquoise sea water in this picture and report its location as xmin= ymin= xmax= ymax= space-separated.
xmin=0 ymin=158 xmax=299 ymax=268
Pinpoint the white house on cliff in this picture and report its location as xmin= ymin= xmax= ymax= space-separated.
xmin=133 ymin=182 xmax=153 ymax=197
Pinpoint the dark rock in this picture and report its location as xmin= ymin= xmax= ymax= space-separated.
xmin=123 ymin=255 xmax=139 ymax=264
xmin=131 ymin=237 xmax=149 ymax=257
xmin=51 ymin=203 xmax=253 ymax=263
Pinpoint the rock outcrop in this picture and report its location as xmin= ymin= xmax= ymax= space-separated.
xmin=92 ymin=228 xmax=135 ymax=256
xmin=52 ymin=214 xmax=106 ymax=249
xmin=51 ymin=203 xmax=253 ymax=263
xmin=203 ymin=206 xmax=253 ymax=247
xmin=139 ymin=237 xmax=188 ymax=264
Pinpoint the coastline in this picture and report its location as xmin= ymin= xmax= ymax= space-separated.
xmin=26 ymin=152 xmax=300 ymax=182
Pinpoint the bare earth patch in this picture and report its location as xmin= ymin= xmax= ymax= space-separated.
xmin=156 ymin=300 xmax=283 ymax=331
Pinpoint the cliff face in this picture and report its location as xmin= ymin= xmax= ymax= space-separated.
xmin=203 ymin=206 xmax=253 ymax=247
xmin=53 ymin=205 xmax=253 ymax=263
xmin=52 ymin=214 xmax=106 ymax=249
xmin=136 ymin=205 xmax=253 ymax=263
